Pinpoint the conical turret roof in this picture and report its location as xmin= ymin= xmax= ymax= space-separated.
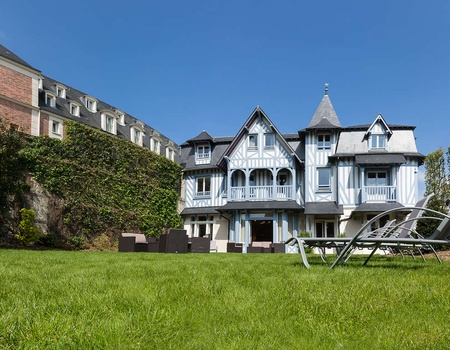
xmin=307 ymin=92 xmax=341 ymax=129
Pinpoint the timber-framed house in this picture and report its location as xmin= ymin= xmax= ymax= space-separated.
xmin=179 ymin=89 xmax=424 ymax=252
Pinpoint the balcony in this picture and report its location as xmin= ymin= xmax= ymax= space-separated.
xmin=363 ymin=186 xmax=396 ymax=202
xmin=195 ymin=152 xmax=211 ymax=165
xmin=229 ymin=185 xmax=293 ymax=201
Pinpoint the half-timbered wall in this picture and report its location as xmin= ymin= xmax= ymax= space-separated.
xmin=304 ymin=131 xmax=338 ymax=202
xmin=184 ymin=169 xmax=226 ymax=208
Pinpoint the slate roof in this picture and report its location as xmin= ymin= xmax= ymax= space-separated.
xmin=355 ymin=153 xmax=407 ymax=165
xmin=218 ymin=201 xmax=303 ymax=211
xmin=179 ymin=136 xmax=232 ymax=171
xmin=306 ymin=94 xmax=341 ymax=129
xmin=180 ymin=207 xmax=221 ymax=215
xmin=187 ymin=130 xmax=213 ymax=142
xmin=304 ymin=202 xmax=344 ymax=215
xmin=353 ymin=202 xmax=405 ymax=213
xmin=0 ymin=44 xmax=40 ymax=72
xmin=40 ymin=75 xmax=178 ymax=159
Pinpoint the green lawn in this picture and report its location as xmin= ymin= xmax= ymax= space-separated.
xmin=0 ymin=250 xmax=449 ymax=349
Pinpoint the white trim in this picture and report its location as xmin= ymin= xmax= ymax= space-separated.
xmin=48 ymin=115 xmax=63 ymax=139
xmin=101 ymin=112 xmax=117 ymax=134
xmin=45 ymin=92 xmax=56 ymax=108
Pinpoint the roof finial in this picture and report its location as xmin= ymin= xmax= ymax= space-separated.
xmin=325 ymin=83 xmax=329 ymax=95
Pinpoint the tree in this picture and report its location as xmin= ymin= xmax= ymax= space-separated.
xmin=418 ymin=147 xmax=450 ymax=237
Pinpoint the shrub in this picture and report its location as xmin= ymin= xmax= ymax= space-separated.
xmin=14 ymin=208 xmax=42 ymax=245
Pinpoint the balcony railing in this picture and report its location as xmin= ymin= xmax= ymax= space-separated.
xmin=229 ymin=185 xmax=293 ymax=201
xmin=364 ymin=186 xmax=396 ymax=202
xmin=195 ymin=153 xmax=211 ymax=164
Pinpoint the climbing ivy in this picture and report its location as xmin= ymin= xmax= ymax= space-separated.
xmin=0 ymin=120 xmax=28 ymax=215
xmin=22 ymin=121 xmax=182 ymax=240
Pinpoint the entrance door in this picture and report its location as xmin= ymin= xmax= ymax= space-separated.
xmin=315 ymin=221 xmax=335 ymax=238
xmin=251 ymin=220 xmax=273 ymax=242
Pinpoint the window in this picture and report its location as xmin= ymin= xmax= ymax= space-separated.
xmin=264 ymin=134 xmax=275 ymax=149
xmin=48 ymin=116 xmax=63 ymax=139
xmin=248 ymin=134 xmax=258 ymax=150
xmin=370 ymin=134 xmax=386 ymax=149
xmin=131 ymin=127 xmax=143 ymax=146
xmin=167 ymin=147 xmax=175 ymax=161
xmin=196 ymin=176 xmax=211 ymax=197
xmin=52 ymin=121 xmax=61 ymax=135
xmin=69 ymin=102 xmax=80 ymax=116
xmin=116 ymin=110 xmax=125 ymax=125
xmin=101 ymin=112 xmax=117 ymax=134
xmin=366 ymin=171 xmax=387 ymax=186
xmin=196 ymin=144 xmax=210 ymax=163
xmin=45 ymin=93 xmax=56 ymax=107
xmin=318 ymin=168 xmax=331 ymax=190
xmin=315 ymin=221 xmax=335 ymax=238
xmin=189 ymin=215 xmax=214 ymax=238
xmin=84 ymin=96 xmax=97 ymax=112
xmin=55 ymin=85 xmax=66 ymax=98
xmin=106 ymin=116 xmax=114 ymax=133
xmin=317 ymin=134 xmax=331 ymax=150
xmin=151 ymin=138 xmax=161 ymax=153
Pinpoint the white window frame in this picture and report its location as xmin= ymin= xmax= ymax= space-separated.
xmin=55 ymin=84 xmax=66 ymax=98
xmin=151 ymin=137 xmax=161 ymax=154
xmin=84 ymin=96 xmax=97 ymax=112
xmin=195 ymin=176 xmax=211 ymax=198
xmin=131 ymin=126 xmax=143 ymax=146
xmin=317 ymin=168 xmax=331 ymax=191
xmin=166 ymin=146 xmax=175 ymax=161
xmin=195 ymin=143 xmax=211 ymax=163
xmin=370 ymin=134 xmax=386 ymax=150
xmin=45 ymin=92 xmax=56 ymax=108
xmin=48 ymin=116 xmax=63 ymax=139
xmin=317 ymin=133 xmax=331 ymax=150
xmin=115 ymin=110 xmax=125 ymax=125
xmin=248 ymin=134 xmax=258 ymax=150
xmin=69 ymin=102 xmax=80 ymax=117
xmin=189 ymin=215 xmax=215 ymax=238
xmin=101 ymin=112 xmax=117 ymax=134
xmin=264 ymin=133 xmax=275 ymax=149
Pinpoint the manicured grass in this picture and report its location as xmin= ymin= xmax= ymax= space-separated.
xmin=0 ymin=250 xmax=449 ymax=349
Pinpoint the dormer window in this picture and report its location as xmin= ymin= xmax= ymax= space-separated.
xmin=367 ymin=115 xmax=391 ymax=151
xmin=151 ymin=137 xmax=161 ymax=154
xmin=115 ymin=110 xmax=125 ymax=125
xmin=317 ymin=133 xmax=331 ymax=150
xmin=166 ymin=142 xmax=176 ymax=161
xmin=195 ymin=143 xmax=211 ymax=164
xmin=131 ymin=126 xmax=143 ymax=146
xmin=101 ymin=112 xmax=117 ymax=134
xmin=167 ymin=147 xmax=175 ymax=161
xmin=45 ymin=92 xmax=56 ymax=107
xmin=370 ymin=134 xmax=386 ymax=149
xmin=83 ymin=96 xmax=97 ymax=112
xmin=69 ymin=102 xmax=80 ymax=117
xmin=55 ymin=84 xmax=66 ymax=98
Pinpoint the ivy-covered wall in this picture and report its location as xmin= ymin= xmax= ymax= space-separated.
xmin=22 ymin=121 xmax=182 ymax=242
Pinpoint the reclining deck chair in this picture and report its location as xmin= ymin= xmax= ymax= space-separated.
xmin=285 ymin=195 xmax=436 ymax=268
xmin=330 ymin=207 xmax=450 ymax=269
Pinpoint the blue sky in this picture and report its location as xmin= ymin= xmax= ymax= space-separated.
xmin=1 ymin=1 xmax=449 ymax=192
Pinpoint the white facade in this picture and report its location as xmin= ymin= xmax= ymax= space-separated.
xmin=179 ymin=95 xmax=424 ymax=252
